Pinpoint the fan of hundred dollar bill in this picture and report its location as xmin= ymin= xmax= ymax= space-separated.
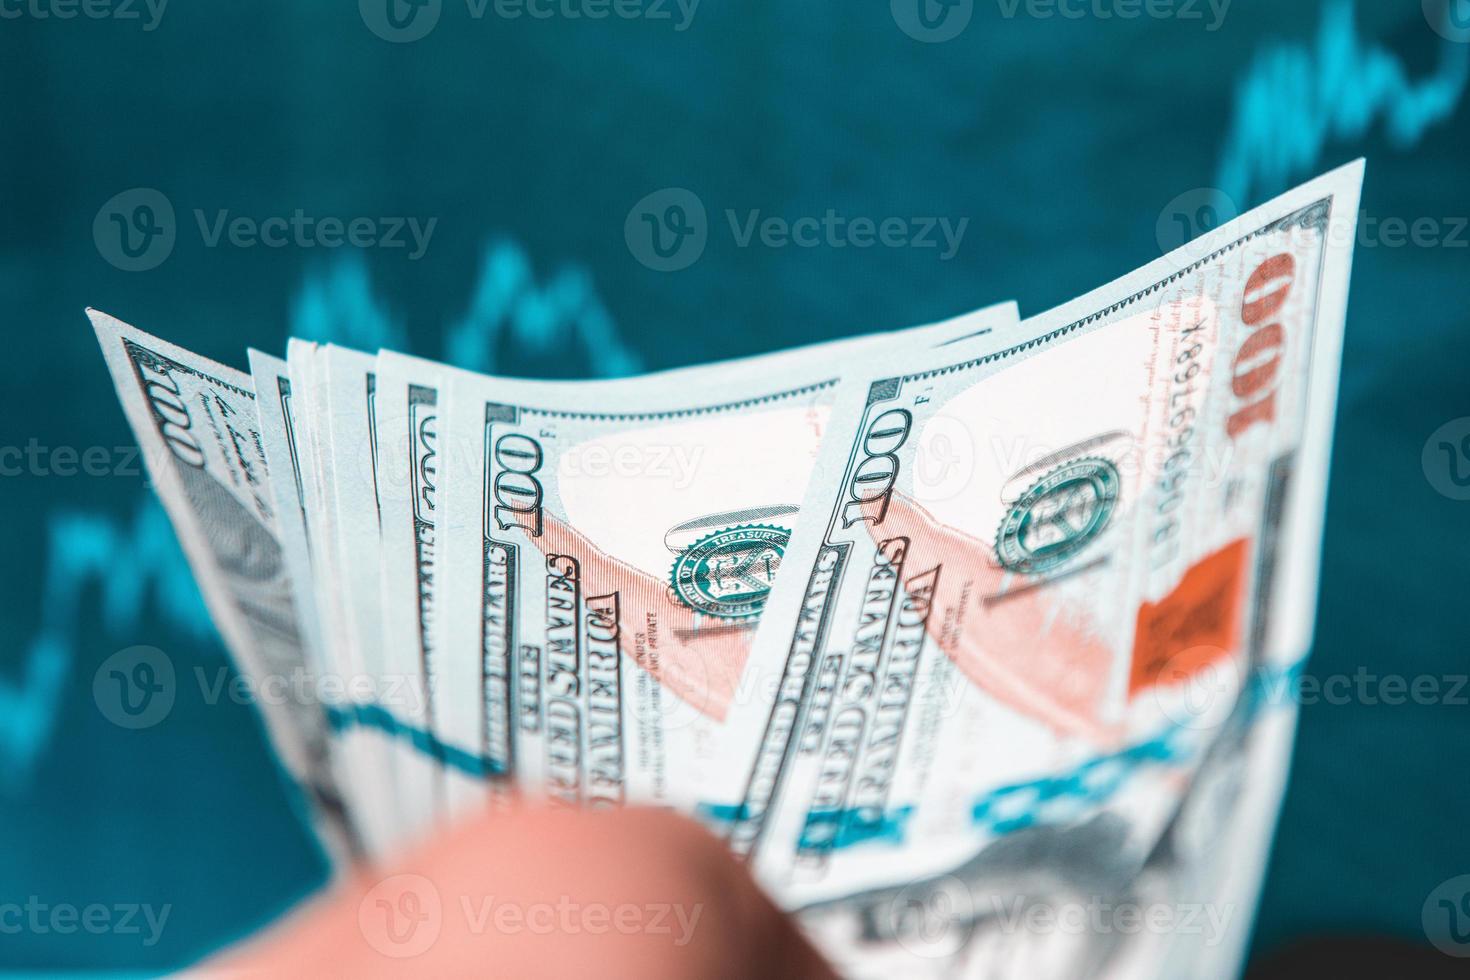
xmin=92 ymin=163 xmax=1361 ymax=978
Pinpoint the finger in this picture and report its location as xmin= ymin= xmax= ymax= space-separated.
xmin=208 ymin=803 xmax=838 ymax=980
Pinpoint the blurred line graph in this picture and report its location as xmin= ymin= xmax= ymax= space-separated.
xmin=1216 ymin=0 xmax=1468 ymax=206
xmin=443 ymin=241 xmax=641 ymax=378
xmin=290 ymin=241 xmax=641 ymax=377
xmin=4 ymin=2 xmax=1467 ymax=791
xmin=0 ymin=503 xmax=211 ymax=791
xmin=1 ymin=239 xmax=639 ymax=790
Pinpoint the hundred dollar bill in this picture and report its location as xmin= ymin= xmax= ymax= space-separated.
xmin=374 ymin=352 xmax=460 ymax=823
xmin=284 ymin=340 xmax=402 ymax=857
xmin=727 ymin=156 xmax=1363 ymax=953
xmin=246 ymin=351 xmax=328 ymax=675
xmin=791 ymin=674 xmax=1303 ymax=980
xmin=246 ymin=348 xmax=388 ymax=849
xmin=433 ymin=303 xmax=1023 ymax=812
xmin=373 ymin=310 xmax=1025 ymax=825
xmin=89 ymin=311 xmax=357 ymax=864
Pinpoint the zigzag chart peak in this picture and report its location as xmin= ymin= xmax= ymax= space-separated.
xmin=1 ymin=239 xmax=641 ymax=789
xmin=289 ymin=241 xmax=642 ymax=377
xmin=1216 ymin=0 xmax=1467 ymax=206
xmin=0 ymin=502 xmax=211 ymax=791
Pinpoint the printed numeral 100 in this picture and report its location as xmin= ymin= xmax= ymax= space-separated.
xmin=841 ymin=408 xmax=912 ymax=528
xmin=491 ymin=433 xmax=544 ymax=536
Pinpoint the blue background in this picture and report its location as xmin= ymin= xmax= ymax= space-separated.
xmin=2 ymin=0 xmax=1468 ymax=971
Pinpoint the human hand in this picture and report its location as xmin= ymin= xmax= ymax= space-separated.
xmin=210 ymin=803 xmax=838 ymax=979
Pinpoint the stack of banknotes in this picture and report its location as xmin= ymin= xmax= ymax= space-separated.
xmin=92 ymin=163 xmax=1362 ymax=978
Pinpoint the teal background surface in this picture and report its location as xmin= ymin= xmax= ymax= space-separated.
xmin=1 ymin=0 xmax=1468 ymax=971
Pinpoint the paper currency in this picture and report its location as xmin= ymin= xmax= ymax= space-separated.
xmin=298 ymin=342 xmax=430 ymax=856
xmin=719 ymin=161 xmax=1362 ymax=974
xmin=90 ymin=311 xmax=356 ymax=864
xmin=431 ymin=303 xmax=1023 ymax=813
xmin=373 ymin=352 xmax=458 ymax=821
xmin=245 ymin=348 xmax=393 ymax=854
xmin=88 ymin=161 xmax=1362 ymax=979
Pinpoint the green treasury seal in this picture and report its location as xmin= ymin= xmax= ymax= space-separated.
xmin=995 ymin=457 xmax=1121 ymax=575
xmin=670 ymin=524 xmax=790 ymax=619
